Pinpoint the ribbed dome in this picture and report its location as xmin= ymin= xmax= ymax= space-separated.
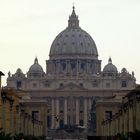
xmin=103 ymin=58 xmax=118 ymax=74
xmin=49 ymin=6 xmax=98 ymax=59
xmin=29 ymin=57 xmax=43 ymax=73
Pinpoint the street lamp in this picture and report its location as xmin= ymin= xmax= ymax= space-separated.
xmin=20 ymin=108 xmax=25 ymax=133
xmin=136 ymin=93 xmax=140 ymax=102
xmin=16 ymin=105 xmax=20 ymax=133
xmin=32 ymin=116 xmax=35 ymax=136
xmin=9 ymin=97 xmax=14 ymax=134
xmin=1 ymin=91 xmax=7 ymax=103
xmin=9 ymin=97 xmax=14 ymax=110
xmin=16 ymin=105 xmax=19 ymax=113
xmin=1 ymin=91 xmax=7 ymax=132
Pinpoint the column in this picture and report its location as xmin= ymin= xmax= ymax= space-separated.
xmin=55 ymin=98 xmax=59 ymax=128
xmin=29 ymin=116 xmax=32 ymax=135
xmin=66 ymin=60 xmax=70 ymax=74
xmin=20 ymin=114 xmax=24 ymax=133
xmin=2 ymin=101 xmax=6 ymax=132
xmin=84 ymin=98 xmax=88 ymax=128
xmin=136 ymin=100 xmax=140 ymax=130
xmin=78 ymin=60 xmax=81 ymax=74
xmin=64 ymin=98 xmax=67 ymax=125
xmin=109 ymin=121 xmax=111 ymax=136
xmin=58 ymin=60 xmax=60 ymax=74
xmin=123 ymin=108 xmax=127 ymax=134
xmin=119 ymin=111 xmax=123 ymax=134
xmin=128 ymin=104 xmax=133 ymax=132
xmin=88 ymin=98 xmax=92 ymax=111
xmin=88 ymin=98 xmax=92 ymax=126
xmin=110 ymin=120 xmax=113 ymax=136
xmin=10 ymin=108 xmax=14 ymax=134
xmin=112 ymin=117 xmax=115 ymax=136
xmin=115 ymin=115 xmax=119 ymax=135
xmin=76 ymin=98 xmax=79 ymax=125
xmin=51 ymin=98 xmax=55 ymax=129
xmin=16 ymin=111 xmax=20 ymax=134
xmin=24 ymin=114 xmax=28 ymax=135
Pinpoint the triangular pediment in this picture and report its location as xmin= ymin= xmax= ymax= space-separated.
xmin=55 ymin=82 xmax=88 ymax=91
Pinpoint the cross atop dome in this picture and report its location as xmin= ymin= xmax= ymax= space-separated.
xmin=108 ymin=57 xmax=112 ymax=64
xmin=34 ymin=57 xmax=38 ymax=64
xmin=72 ymin=4 xmax=76 ymax=16
xmin=68 ymin=5 xmax=79 ymax=28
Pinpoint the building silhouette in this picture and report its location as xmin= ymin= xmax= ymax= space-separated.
xmin=6 ymin=6 xmax=136 ymax=134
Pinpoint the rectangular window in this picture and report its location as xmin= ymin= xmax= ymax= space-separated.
xmin=79 ymin=98 xmax=84 ymax=109
xmin=79 ymin=120 xmax=84 ymax=126
xmin=33 ymin=83 xmax=37 ymax=88
xmin=32 ymin=111 xmax=39 ymax=120
xmin=47 ymin=116 xmax=51 ymax=128
xmin=93 ymin=80 xmax=98 ymax=87
xmin=105 ymin=111 xmax=112 ymax=120
xmin=122 ymin=81 xmax=127 ymax=87
xmin=68 ymin=115 xmax=70 ymax=125
xmin=59 ymin=98 xmax=64 ymax=110
xmin=106 ymin=83 xmax=110 ymax=88
xmin=16 ymin=81 xmax=22 ymax=88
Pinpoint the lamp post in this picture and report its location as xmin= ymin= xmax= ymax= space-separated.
xmin=16 ymin=105 xmax=20 ymax=133
xmin=20 ymin=108 xmax=24 ymax=133
xmin=32 ymin=116 xmax=35 ymax=136
xmin=25 ymin=112 xmax=28 ymax=135
xmin=1 ymin=92 xmax=7 ymax=132
xmin=136 ymin=93 xmax=140 ymax=102
xmin=9 ymin=97 xmax=14 ymax=134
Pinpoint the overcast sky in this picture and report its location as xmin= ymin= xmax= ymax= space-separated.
xmin=0 ymin=0 xmax=140 ymax=85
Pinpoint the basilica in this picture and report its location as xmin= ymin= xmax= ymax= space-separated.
xmin=6 ymin=6 xmax=136 ymax=133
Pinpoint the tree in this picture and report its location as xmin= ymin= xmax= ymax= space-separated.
xmin=0 ymin=128 xmax=13 ymax=140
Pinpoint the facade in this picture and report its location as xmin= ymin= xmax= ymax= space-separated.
xmin=101 ymin=86 xmax=140 ymax=136
xmin=0 ymin=72 xmax=44 ymax=136
xmin=0 ymin=71 xmax=4 ymax=129
xmin=20 ymin=98 xmax=47 ymax=136
xmin=0 ymin=87 xmax=45 ymax=136
xmin=6 ymin=6 xmax=136 ymax=134
xmin=96 ymin=95 xmax=122 ymax=136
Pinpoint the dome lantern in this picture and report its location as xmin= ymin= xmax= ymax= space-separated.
xmin=108 ymin=57 xmax=112 ymax=64
xmin=34 ymin=57 xmax=38 ymax=64
xmin=68 ymin=6 xmax=79 ymax=28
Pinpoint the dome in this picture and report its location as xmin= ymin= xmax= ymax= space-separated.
xmin=49 ymin=6 xmax=98 ymax=59
xmin=16 ymin=68 xmax=23 ymax=74
xmin=103 ymin=58 xmax=118 ymax=74
xmin=121 ymin=68 xmax=127 ymax=73
xmin=28 ymin=57 xmax=43 ymax=73
xmin=15 ymin=68 xmax=25 ymax=78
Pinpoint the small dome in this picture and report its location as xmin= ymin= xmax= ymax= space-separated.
xmin=121 ymin=68 xmax=127 ymax=73
xmin=103 ymin=58 xmax=118 ymax=74
xmin=16 ymin=68 xmax=23 ymax=73
xmin=15 ymin=68 xmax=25 ymax=77
xmin=28 ymin=57 xmax=43 ymax=73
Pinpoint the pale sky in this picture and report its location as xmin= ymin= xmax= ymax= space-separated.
xmin=0 ymin=0 xmax=140 ymax=85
